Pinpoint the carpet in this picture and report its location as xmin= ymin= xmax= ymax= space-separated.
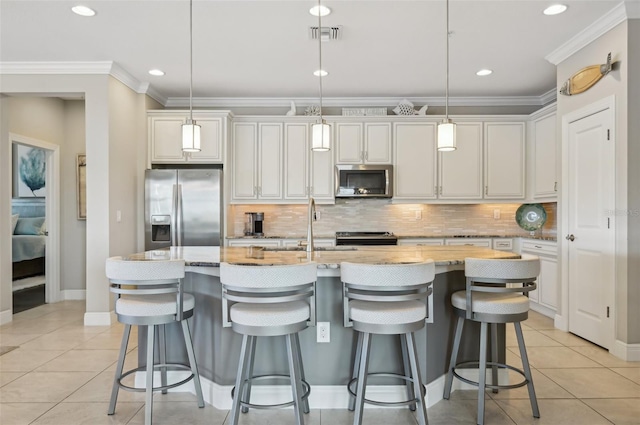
xmin=13 ymin=283 xmax=45 ymax=314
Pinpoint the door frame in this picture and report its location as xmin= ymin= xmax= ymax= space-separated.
xmin=9 ymin=133 xmax=61 ymax=304
xmin=559 ymin=95 xmax=616 ymax=349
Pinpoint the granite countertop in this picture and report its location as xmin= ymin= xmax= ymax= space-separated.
xmin=228 ymin=234 xmax=558 ymax=242
xmin=125 ymin=245 xmax=519 ymax=268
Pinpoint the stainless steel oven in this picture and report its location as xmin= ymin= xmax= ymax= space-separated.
xmin=335 ymin=231 xmax=398 ymax=246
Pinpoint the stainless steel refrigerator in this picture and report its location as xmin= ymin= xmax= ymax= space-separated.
xmin=145 ymin=169 xmax=222 ymax=249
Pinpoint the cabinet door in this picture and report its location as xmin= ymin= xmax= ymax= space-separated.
xmin=228 ymin=239 xmax=280 ymax=248
xmin=364 ymin=123 xmax=392 ymax=163
xmin=484 ymin=122 xmax=525 ymax=199
xmin=284 ymin=123 xmax=309 ymax=200
xmin=393 ymin=123 xmax=437 ymax=200
xmin=149 ymin=116 xmax=186 ymax=162
xmin=258 ymin=123 xmax=283 ymax=199
xmin=191 ymin=116 xmax=223 ymax=162
xmin=398 ymin=239 xmax=445 ymax=246
xmin=335 ymin=123 xmax=364 ymax=164
xmin=533 ymin=113 xmax=557 ymax=198
xmin=311 ymin=145 xmax=335 ymax=202
xmin=439 ymin=122 xmax=483 ymax=199
xmin=539 ymin=256 xmax=558 ymax=310
xmin=232 ymin=123 xmax=258 ymax=200
xmin=445 ymin=238 xmax=491 ymax=247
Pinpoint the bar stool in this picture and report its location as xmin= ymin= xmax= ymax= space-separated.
xmin=443 ymin=255 xmax=540 ymax=425
xmin=341 ymin=261 xmax=435 ymax=425
xmin=220 ymin=262 xmax=318 ymax=425
xmin=105 ymin=257 xmax=204 ymax=425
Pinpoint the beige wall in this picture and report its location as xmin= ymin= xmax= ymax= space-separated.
xmin=556 ymin=21 xmax=637 ymax=345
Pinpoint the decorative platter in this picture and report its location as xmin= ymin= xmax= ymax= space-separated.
xmin=515 ymin=203 xmax=547 ymax=232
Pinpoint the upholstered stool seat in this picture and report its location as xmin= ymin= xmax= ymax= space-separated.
xmin=106 ymin=256 xmax=204 ymax=425
xmin=341 ymin=261 xmax=435 ymax=425
xmin=443 ymin=255 xmax=541 ymax=425
xmin=221 ymin=262 xmax=318 ymax=425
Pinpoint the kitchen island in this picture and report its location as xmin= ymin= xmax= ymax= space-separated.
xmin=124 ymin=245 xmax=519 ymax=409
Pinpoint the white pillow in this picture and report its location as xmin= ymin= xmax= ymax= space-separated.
xmin=40 ymin=221 xmax=47 ymax=235
xmin=11 ymin=214 xmax=19 ymax=234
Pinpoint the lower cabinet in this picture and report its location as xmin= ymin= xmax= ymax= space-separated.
xmin=227 ymin=239 xmax=281 ymax=248
xmin=520 ymin=240 xmax=558 ymax=317
xmin=398 ymin=239 xmax=445 ymax=246
xmin=445 ymin=238 xmax=492 ymax=248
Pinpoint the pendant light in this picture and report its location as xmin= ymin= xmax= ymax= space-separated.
xmin=182 ymin=0 xmax=201 ymax=153
xmin=437 ymin=0 xmax=456 ymax=152
xmin=311 ymin=0 xmax=331 ymax=151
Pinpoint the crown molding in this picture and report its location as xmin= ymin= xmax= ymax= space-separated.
xmin=545 ymin=2 xmax=629 ymax=65
xmin=539 ymin=88 xmax=558 ymax=105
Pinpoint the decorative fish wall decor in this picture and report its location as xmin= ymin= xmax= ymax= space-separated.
xmin=559 ymin=53 xmax=613 ymax=96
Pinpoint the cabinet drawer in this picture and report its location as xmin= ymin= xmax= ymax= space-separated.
xmin=521 ymin=241 xmax=557 ymax=256
xmin=445 ymin=238 xmax=491 ymax=248
xmin=398 ymin=239 xmax=445 ymax=246
xmin=492 ymin=239 xmax=513 ymax=251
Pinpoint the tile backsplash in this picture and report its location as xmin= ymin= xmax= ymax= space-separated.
xmin=230 ymin=201 xmax=557 ymax=238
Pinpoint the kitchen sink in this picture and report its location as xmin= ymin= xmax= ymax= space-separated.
xmin=259 ymin=246 xmax=358 ymax=252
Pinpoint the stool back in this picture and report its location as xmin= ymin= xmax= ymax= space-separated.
xmin=340 ymin=261 xmax=435 ymax=327
xmin=220 ymin=262 xmax=318 ymax=327
xmin=105 ymin=256 xmax=188 ymax=320
xmin=463 ymin=254 xmax=540 ymax=319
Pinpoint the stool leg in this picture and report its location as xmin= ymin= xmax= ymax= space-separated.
xmin=230 ymin=334 xmax=251 ymax=425
xmin=241 ymin=335 xmax=257 ymax=414
xmin=145 ymin=325 xmax=155 ymax=425
xmin=159 ymin=324 xmax=168 ymax=395
xmin=108 ymin=324 xmax=131 ymax=415
xmin=443 ymin=316 xmax=464 ymax=399
xmin=477 ymin=322 xmax=488 ymax=425
xmin=348 ymin=331 xmax=363 ymax=411
xmin=401 ymin=333 xmax=416 ymax=411
xmin=181 ymin=319 xmax=205 ymax=408
xmin=293 ymin=333 xmax=310 ymax=414
xmin=491 ymin=323 xmax=499 ymax=394
xmin=353 ymin=332 xmax=372 ymax=425
xmin=286 ymin=334 xmax=304 ymax=425
xmin=406 ymin=332 xmax=428 ymax=425
xmin=515 ymin=322 xmax=540 ymax=418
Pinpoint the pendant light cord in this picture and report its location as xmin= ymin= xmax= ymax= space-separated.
xmin=317 ymin=0 xmax=323 ymax=121
xmin=189 ymin=0 xmax=194 ymax=122
xmin=445 ymin=0 xmax=449 ymax=120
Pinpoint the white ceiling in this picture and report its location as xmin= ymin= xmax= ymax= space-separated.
xmin=0 ymin=1 xmax=632 ymax=106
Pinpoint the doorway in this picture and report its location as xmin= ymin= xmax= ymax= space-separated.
xmin=9 ymin=134 xmax=60 ymax=310
xmin=561 ymin=97 xmax=615 ymax=349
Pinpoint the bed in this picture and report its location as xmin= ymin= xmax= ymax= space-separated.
xmin=11 ymin=199 xmax=46 ymax=281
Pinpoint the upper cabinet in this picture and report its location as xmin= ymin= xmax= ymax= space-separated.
xmin=530 ymin=106 xmax=557 ymax=199
xmin=335 ymin=122 xmax=392 ymax=164
xmin=148 ymin=110 xmax=228 ymax=164
xmin=439 ymin=122 xmax=483 ymax=199
xmin=484 ymin=122 xmax=526 ymax=199
xmin=393 ymin=122 xmax=438 ymax=200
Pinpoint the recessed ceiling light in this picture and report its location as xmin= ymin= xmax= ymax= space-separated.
xmin=476 ymin=69 xmax=493 ymax=76
xmin=71 ymin=5 xmax=96 ymax=17
xmin=543 ymin=4 xmax=568 ymax=15
xmin=148 ymin=69 xmax=165 ymax=76
xmin=313 ymin=69 xmax=328 ymax=77
xmin=309 ymin=5 xmax=331 ymax=17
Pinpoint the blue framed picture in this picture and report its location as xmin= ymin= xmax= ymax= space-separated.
xmin=13 ymin=144 xmax=46 ymax=198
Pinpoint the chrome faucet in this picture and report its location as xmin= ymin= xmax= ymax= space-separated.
xmin=306 ymin=197 xmax=316 ymax=252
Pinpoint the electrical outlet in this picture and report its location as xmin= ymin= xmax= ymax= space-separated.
xmin=317 ymin=321 xmax=330 ymax=343
xmin=415 ymin=210 xmax=422 ymax=220
xmin=493 ymin=209 xmax=501 ymax=219
xmin=315 ymin=211 xmax=321 ymax=220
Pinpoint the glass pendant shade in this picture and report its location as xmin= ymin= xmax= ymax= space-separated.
xmin=182 ymin=119 xmax=201 ymax=152
xmin=437 ymin=119 xmax=456 ymax=151
xmin=311 ymin=121 xmax=331 ymax=151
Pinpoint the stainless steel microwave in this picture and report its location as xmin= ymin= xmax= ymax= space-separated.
xmin=335 ymin=164 xmax=393 ymax=198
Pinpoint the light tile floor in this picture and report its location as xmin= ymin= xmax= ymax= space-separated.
xmin=1 ymin=301 xmax=638 ymax=424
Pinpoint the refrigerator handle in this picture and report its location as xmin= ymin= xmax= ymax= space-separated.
xmin=177 ymin=184 xmax=183 ymax=246
xmin=171 ymin=184 xmax=178 ymax=247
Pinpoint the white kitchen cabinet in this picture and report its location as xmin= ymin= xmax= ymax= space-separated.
xmin=532 ymin=111 xmax=557 ymax=199
xmin=398 ymin=238 xmax=445 ymax=246
xmin=148 ymin=111 xmax=226 ymax=164
xmin=227 ymin=239 xmax=281 ymax=248
xmin=310 ymin=147 xmax=335 ymax=203
xmin=282 ymin=238 xmax=335 ymax=248
xmin=335 ymin=122 xmax=392 ymax=164
xmin=393 ymin=122 xmax=438 ymax=200
xmin=445 ymin=238 xmax=492 ymax=248
xmin=520 ymin=239 xmax=558 ymax=317
xmin=484 ymin=122 xmax=525 ymax=199
xmin=439 ymin=122 xmax=483 ymax=199
xmin=492 ymin=238 xmax=514 ymax=251
xmin=284 ymin=123 xmax=309 ymax=201
xmin=231 ymin=122 xmax=283 ymax=201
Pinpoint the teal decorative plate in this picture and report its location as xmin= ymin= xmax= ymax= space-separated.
xmin=516 ymin=204 xmax=547 ymax=232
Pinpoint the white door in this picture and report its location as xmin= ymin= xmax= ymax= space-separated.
xmin=567 ymin=107 xmax=615 ymax=348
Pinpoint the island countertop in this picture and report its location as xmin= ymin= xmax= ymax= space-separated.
xmin=124 ymin=245 xmax=519 ymax=268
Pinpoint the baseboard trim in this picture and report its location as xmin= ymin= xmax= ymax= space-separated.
xmin=84 ymin=311 xmax=115 ymax=326
xmin=554 ymin=313 xmax=568 ymax=331
xmin=133 ymin=368 xmax=509 ymax=410
xmin=611 ymin=340 xmax=640 ymax=361
xmin=0 ymin=308 xmax=12 ymax=325
xmin=62 ymin=289 xmax=86 ymax=300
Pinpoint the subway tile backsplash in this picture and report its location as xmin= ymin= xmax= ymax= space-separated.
xmin=230 ymin=201 xmax=557 ymax=238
